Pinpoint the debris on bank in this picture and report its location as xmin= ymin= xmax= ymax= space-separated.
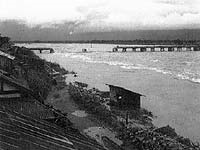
xmin=71 ymin=110 xmax=88 ymax=117
xmin=84 ymin=127 xmax=123 ymax=150
xmin=69 ymin=81 xmax=200 ymax=150
xmin=118 ymin=125 xmax=200 ymax=150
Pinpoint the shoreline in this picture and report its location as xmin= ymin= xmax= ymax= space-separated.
xmin=29 ymin=44 xmax=200 ymax=148
xmin=44 ymin=66 xmax=200 ymax=149
xmin=2 ymin=37 xmax=200 ymax=149
xmin=67 ymin=81 xmax=200 ymax=149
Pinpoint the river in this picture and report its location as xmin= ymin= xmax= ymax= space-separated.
xmin=17 ymin=43 xmax=200 ymax=142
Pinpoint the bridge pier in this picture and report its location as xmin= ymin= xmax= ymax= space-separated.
xmin=141 ymin=47 xmax=146 ymax=52
xmin=151 ymin=48 xmax=155 ymax=52
xmin=132 ymin=48 xmax=136 ymax=52
xmin=39 ymin=50 xmax=42 ymax=53
xmin=177 ymin=47 xmax=182 ymax=52
xmin=112 ymin=48 xmax=118 ymax=52
xmin=186 ymin=47 xmax=192 ymax=51
xmin=194 ymin=47 xmax=200 ymax=51
xmin=168 ymin=47 xmax=173 ymax=52
xmin=160 ymin=47 xmax=164 ymax=52
xmin=122 ymin=48 xmax=127 ymax=52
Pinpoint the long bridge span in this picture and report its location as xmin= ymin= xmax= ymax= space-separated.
xmin=112 ymin=45 xmax=200 ymax=52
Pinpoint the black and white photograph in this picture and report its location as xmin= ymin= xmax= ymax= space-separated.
xmin=0 ymin=0 xmax=200 ymax=149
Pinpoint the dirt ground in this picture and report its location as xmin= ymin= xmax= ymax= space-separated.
xmin=45 ymin=85 xmax=122 ymax=150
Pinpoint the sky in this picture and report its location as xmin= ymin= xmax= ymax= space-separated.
xmin=0 ymin=0 xmax=200 ymax=40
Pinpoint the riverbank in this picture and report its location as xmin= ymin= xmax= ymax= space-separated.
xmin=0 ymin=36 xmax=107 ymax=150
xmin=67 ymin=81 xmax=200 ymax=149
xmin=15 ymin=42 xmax=200 ymax=149
xmin=45 ymin=77 xmax=123 ymax=150
xmin=42 ymin=67 xmax=200 ymax=149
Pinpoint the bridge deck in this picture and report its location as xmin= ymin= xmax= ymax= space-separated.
xmin=28 ymin=48 xmax=55 ymax=53
xmin=112 ymin=45 xmax=200 ymax=52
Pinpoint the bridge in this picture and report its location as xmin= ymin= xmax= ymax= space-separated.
xmin=28 ymin=48 xmax=55 ymax=53
xmin=112 ymin=45 xmax=200 ymax=52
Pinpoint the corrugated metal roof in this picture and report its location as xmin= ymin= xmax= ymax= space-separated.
xmin=0 ymin=74 xmax=105 ymax=149
xmin=0 ymin=50 xmax=15 ymax=60
xmin=0 ymin=107 xmax=75 ymax=150
xmin=106 ymin=84 xmax=144 ymax=96
xmin=0 ymin=107 xmax=105 ymax=150
xmin=0 ymin=73 xmax=33 ymax=96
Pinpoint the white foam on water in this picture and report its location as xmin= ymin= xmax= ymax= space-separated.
xmin=177 ymin=73 xmax=190 ymax=80
xmin=191 ymin=78 xmax=200 ymax=83
xmin=70 ymin=55 xmax=92 ymax=61
xmin=121 ymin=64 xmax=172 ymax=75
xmin=176 ymin=73 xmax=200 ymax=84
xmin=64 ymin=52 xmax=200 ymax=84
xmin=152 ymin=59 xmax=159 ymax=62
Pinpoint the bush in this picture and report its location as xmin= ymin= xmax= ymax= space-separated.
xmin=53 ymin=93 xmax=60 ymax=99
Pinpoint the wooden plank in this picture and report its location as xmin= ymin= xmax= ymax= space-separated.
xmin=0 ymin=81 xmax=3 ymax=92
xmin=1 ymin=110 xmax=104 ymax=150
xmin=0 ymin=90 xmax=20 ymax=94
xmin=0 ymin=121 xmax=75 ymax=150
xmin=0 ymin=141 xmax=19 ymax=150
xmin=0 ymin=93 xmax=21 ymax=98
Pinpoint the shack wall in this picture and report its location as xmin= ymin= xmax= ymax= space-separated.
xmin=0 ymin=56 xmax=13 ymax=73
xmin=109 ymin=86 xmax=141 ymax=108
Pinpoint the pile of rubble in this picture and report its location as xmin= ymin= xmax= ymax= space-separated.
xmin=118 ymin=126 xmax=200 ymax=150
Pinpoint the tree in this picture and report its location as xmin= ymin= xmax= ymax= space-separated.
xmin=0 ymin=34 xmax=11 ymax=47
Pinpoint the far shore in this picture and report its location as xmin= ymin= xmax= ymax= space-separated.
xmin=13 ymin=39 xmax=200 ymax=45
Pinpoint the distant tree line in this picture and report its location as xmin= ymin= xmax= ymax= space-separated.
xmin=14 ymin=39 xmax=200 ymax=45
xmin=0 ymin=34 xmax=10 ymax=47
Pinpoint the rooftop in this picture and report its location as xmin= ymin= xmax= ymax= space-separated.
xmin=0 ymin=106 xmax=75 ymax=150
xmin=106 ymin=84 xmax=144 ymax=96
xmin=0 ymin=106 xmax=105 ymax=150
xmin=0 ymin=50 xmax=15 ymax=60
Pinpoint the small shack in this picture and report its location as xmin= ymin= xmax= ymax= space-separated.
xmin=0 ymin=73 xmax=33 ymax=99
xmin=106 ymin=84 xmax=143 ymax=109
xmin=0 ymin=50 xmax=15 ymax=73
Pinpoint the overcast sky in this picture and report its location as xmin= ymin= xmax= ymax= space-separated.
xmin=0 ymin=0 xmax=200 ymax=29
xmin=0 ymin=0 xmax=200 ymax=40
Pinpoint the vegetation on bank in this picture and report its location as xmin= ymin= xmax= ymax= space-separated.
xmin=68 ymin=82 xmax=200 ymax=150
xmin=0 ymin=34 xmax=72 ymax=102
xmin=0 ymin=34 xmax=11 ymax=47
